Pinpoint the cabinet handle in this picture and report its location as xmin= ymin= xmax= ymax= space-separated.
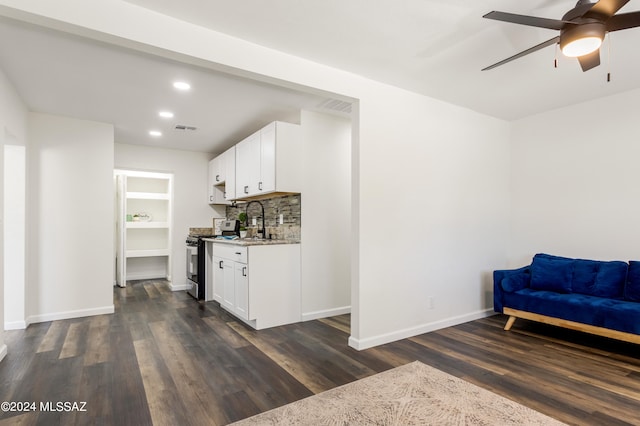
xmin=235 ymin=252 xmax=242 ymax=255
xmin=258 ymin=181 xmax=263 ymax=191
xmin=216 ymin=174 xmax=220 ymax=182
xmin=218 ymin=260 xmax=223 ymax=269
xmin=242 ymin=266 xmax=247 ymax=277
xmin=209 ymin=195 xmax=213 ymax=202
xmin=244 ymin=185 xmax=249 ymax=194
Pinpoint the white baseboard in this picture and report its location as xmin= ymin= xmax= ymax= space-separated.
xmin=26 ymin=305 xmax=115 ymax=325
xmin=0 ymin=344 xmax=7 ymax=363
xmin=302 ymin=306 xmax=351 ymax=322
xmin=4 ymin=320 xmax=27 ymax=330
xmin=348 ymin=308 xmax=496 ymax=351
xmin=125 ymin=272 xmax=167 ymax=281
xmin=169 ymin=282 xmax=189 ymax=291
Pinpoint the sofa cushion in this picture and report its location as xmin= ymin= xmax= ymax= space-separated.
xmin=592 ymin=261 xmax=627 ymax=299
xmin=571 ymin=259 xmax=627 ymax=299
xmin=530 ymin=255 xmax=573 ymax=293
xmin=625 ymin=261 xmax=640 ymax=301
xmin=571 ymin=259 xmax=599 ymax=294
xmin=501 ymin=273 xmax=529 ymax=293
xmin=534 ymin=254 xmax=627 ymax=298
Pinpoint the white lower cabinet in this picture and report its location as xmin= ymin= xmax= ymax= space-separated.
xmin=234 ymin=262 xmax=249 ymax=320
xmin=208 ymin=242 xmax=300 ymax=329
xmin=223 ymin=261 xmax=236 ymax=311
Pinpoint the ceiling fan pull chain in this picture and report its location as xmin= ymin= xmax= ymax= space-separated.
xmin=554 ymin=43 xmax=559 ymax=69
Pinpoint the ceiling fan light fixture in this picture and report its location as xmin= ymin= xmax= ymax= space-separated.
xmin=559 ymin=22 xmax=605 ymax=57
xmin=561 ymin=36 xmax=602 ymax=57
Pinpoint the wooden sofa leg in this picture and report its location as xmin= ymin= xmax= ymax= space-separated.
xmin=504 ymin=316 xmax=516 ymax=331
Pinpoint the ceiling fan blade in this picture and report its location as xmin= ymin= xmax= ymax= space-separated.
xmin=585 ymin=0 xmax=630 ymax=19
xmin=607 ymin=11 xmax=640 ymax=31
xmin=482 ymin=36 xmax=559 ymax=71
xmin=577 ymin=49 xmax=601 ymax=72
xmin=483 ymin=11 xmax=572 ymax=30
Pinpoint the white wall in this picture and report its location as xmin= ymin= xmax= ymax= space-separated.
xmin=510 ymin=88 xmax=640 ymax=267
xmin=0 ymin=1 xmax=512 ymax=349
xmin=353 ymin=86 xmax=511 ymax=348
xmin=0 ymin=63 xmax=27 ymax=144
xmin=4 ymin=144 xmax=25 ymax=329
xmin=27 ymin=113 xmax=114 ymax=323
xmin=114 ymin=143 xmax=222 ymax=290
xmin=0 ymin=64 xmax=28 ymax=359
xmin=300 ymin=110 xmax=351 ymax=320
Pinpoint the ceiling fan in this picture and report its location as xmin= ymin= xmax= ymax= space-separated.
xmin=482 ymin=0 xmax=640 ymax=71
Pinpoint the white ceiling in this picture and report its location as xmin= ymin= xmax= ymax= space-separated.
xmin=2 ymin=1 xmax=640 ymax=153
xmin=0 ymin=17 xmax=334 ymax=154
xmin=124 ymin=0 xmax=640 ymax=119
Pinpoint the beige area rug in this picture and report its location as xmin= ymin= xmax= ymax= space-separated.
xmin=231 ymin=361 xmax=566 ymax=425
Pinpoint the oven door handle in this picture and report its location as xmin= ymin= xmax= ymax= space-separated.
xmin=219 ymin=260 xmax=223 ymax=269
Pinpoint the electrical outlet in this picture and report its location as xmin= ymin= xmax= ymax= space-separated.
xmin=252 ymin=217 xmax=257 ymax=226
xmin=279 ymin=214 xmax=283 ymax=225
xmin=427 ymin=297 xmax=434 ymax=309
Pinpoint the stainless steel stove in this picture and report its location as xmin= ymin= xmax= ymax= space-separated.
xmin=185 ymin=220 xmax=240 ymax=300
xmin=186 ymin=234 xmax=209 ymax=300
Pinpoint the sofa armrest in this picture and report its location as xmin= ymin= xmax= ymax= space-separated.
xmin=493 ymin=266 xmax=530 ymax=313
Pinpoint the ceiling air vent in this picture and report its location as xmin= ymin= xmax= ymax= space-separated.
xmin=174 ymin=124 xmax=197 ymax=131
xmin=317 ymin=98 xmax=352 ymax=114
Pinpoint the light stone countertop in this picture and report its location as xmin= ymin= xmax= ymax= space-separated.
xmin=202 ymin=237 xmax=300 ymax=246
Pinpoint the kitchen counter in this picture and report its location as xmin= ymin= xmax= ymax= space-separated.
xmin=202 ymin=237 xmax=300 ymax=246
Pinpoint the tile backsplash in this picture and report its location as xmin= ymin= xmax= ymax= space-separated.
xmin=226 ymin=194 xmax=301 ymax=240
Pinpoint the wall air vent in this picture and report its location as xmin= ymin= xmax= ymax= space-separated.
xmin=317 ymin=98 xmax=352 ymax=114
xmin=174 ymin=124 xmax=197 ymax=131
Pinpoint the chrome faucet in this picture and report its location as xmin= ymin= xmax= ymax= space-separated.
xmin=245 ymin=200 xmax=266 ymax=239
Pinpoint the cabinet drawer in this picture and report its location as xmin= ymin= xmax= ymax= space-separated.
xmin=212 ymin=244 xmax=247 ymax=263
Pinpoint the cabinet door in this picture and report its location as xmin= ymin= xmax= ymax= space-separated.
xmin=209 ymin=156 xmax=231 ymax=205
xmin=259 ymin=122 xmax=276 ymax=194
xmin=210 ymin=154 xmax=225 ymax=184
xmin=207 ymin=159 xmax=216 ymax=204
xmin=212 ymin=256 xmax=224 ymax=303
xmin=211 ymin=186 xmax=230 ymax=205
xmin=215 ymin=154 xmax=226 ymax=184
xmin=224 ymin=146 xmax=236 ymax=201
xmin=234 ymin=262 xmax=249 ymax=320
xmin=236 ymin=131 xmax=261 ymax=197
xmin=222 ymin=260 xmax=235 ymax=311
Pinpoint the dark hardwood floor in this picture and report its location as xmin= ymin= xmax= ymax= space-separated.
xmin=1 ymin=279 xmax=639 ymax=425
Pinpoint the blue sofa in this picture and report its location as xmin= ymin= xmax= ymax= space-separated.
xmin=493 ymin=253 xmax=640 ymax=344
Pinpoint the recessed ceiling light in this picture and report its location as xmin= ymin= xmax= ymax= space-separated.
xmin=173 ymin=81 xmax=191 ymax=91
xmin=149 ymin=130 xmax=162 ymax=137
xmin=158 ymin=111 xmax=174 ymax=119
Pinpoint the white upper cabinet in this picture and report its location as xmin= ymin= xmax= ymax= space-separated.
xmin=223 ymin=146 xmax=236 ymax=201
xmin=212 ymin=154 xmax=225 ymax=184
xmin=235 ymin=130 xmax=261 ymax=197
xmin=259 ymin=122 xmax=276 ymax=193
xmin=208 ymin=147 xmax=235 ymax=205
xmin=207 ymin=159 xmax=216 ymax=203
xmin=234 ymin=121 xmax=301 ymax=200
